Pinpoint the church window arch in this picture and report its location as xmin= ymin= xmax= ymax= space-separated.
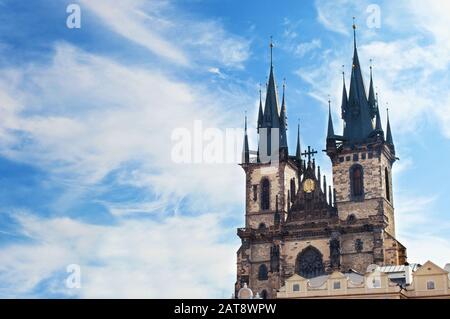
xmin=258 ymin=264 xmax=268 ymax=281
xmin=347 ymin=214 xmax=356 ymax=224
xmin=350 ymin=164 xmax=364 ymax=198
xmin=261 ymin=178 xmax=270 ymax=210
xmin=295 ymin=246 xmax=325 ymax=279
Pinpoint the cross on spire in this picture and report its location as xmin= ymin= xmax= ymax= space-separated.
xmin=301 ymin=146 xmax=318 ymax=163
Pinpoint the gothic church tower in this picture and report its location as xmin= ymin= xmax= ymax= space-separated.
xmin=235 ymin=26 xmax=407 ymax=299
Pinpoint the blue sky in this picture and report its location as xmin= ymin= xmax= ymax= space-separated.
xmin=0 ymin=0 xmax=449 ymax=298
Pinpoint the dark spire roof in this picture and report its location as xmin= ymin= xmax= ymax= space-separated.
xmin=343 ymin=20 xmax=373 ymax=142
xmin=341 ymin=69 xmax=348 ymax=120
xmin=262 ymin=38 xmax=280 ymax=129
xmin=279 ymin=80 xmax=288 ymax=150
xmin=242 ymin=113 xmax=250 ymax=164
xmin=386 ymin=108 xmax=395 ymax=151
xmin=257 ymin=86 xmax=263 ymax=132
xmin=368 ymin=62 xmax=377 ymax=120
xmin=327 ymin=99 xmax=335 ymax=139
xmin=374 ymin=92 xmax=383 ymax=134
xmin=280 ymin=80 xmax=287 ymax=129
xmin=295 ymin=121 xmax=301 ymax=160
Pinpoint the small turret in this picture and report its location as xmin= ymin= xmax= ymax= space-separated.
xmin=242 ymin=114 xmax=250 ymax=164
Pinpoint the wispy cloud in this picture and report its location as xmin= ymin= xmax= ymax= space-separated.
xmin=0 ymin=43 xmax=248 ymax=207
xmin=0 ymin=211 xmax=236 ymax=298
xmin=80 ymin=0 xmax=188 ymax=65
xmin=0 ymin=0 xmax=254 ymax=297
xmin=81 ymin=0 xmax=250 ymax=69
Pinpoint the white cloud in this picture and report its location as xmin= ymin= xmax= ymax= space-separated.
xmin=315 ymin=0 xmax=366 ymax=35
xmin=0 ymin=34 xmax=252 ymax=296
xmin=80 ymin=0 xmax=250 ymax=69
xmin=0 ymin=211 xmax=236 ymax=298
xmin=295 ymin=39 xmax=322 ymax=57
xmin=0 ymin=43 xmax=248 ymax=208
xmin=80 ymin=0 xmax=188 ymax=65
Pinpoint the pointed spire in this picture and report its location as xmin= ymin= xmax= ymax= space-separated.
xmin=341 ymin=67 xmax=348 ymax=120
xmin=368 ymin=60 xmax=377 ymax=119
xmin=345 ymin=19 xmax=373 ymax=142
xmin=257 ymin=85 xmax=263 ymax=132
xmin=386 ymin=107 xmax=395 ymax=151
xmin=295 ymin=121 xmax=301 ymax=161
xmin=374 ymin=92 xmax=383 ymax=133
xmin=262 ymin=38 xmax=280 ymax=129
xmin=242 ymin=112 xmax=250 ymax=164
xmin=327 ymin=98 xmax=335 ymax=139
xmin=280 ymin=79 xmax=287 ymax=129
xmin=352 ymin=17 xmax=357 ymax=49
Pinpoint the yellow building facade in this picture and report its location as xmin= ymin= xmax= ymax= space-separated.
xmin=277 ymin=261 xmax=450 ymax=299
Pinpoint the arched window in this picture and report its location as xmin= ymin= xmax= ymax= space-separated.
xmin=347 ymin=214 xmax=356 ymax=224
xmin=385 ymin=167 xmax=391 ymax=202
xmin=261 ymin=179 xmax=270 ymax=210
xmin=258 ymin=223 xmax=267 ymax=230
xmin=351 ymin=165 xmax=364 ymax=197
xmin=295 ymin=246 xmax=325 ymax=279
xmin=258 ymin=264 xmax=268 ymax=281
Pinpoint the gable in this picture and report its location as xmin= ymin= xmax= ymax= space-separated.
xmin=413 ymin=260 xmax=448 ymax=276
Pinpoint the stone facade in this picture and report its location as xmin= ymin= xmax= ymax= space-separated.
xmin=235 ymin=29 xmax=408 ymax=299
xmin=235 ymin=136 xmax=407 ymax=298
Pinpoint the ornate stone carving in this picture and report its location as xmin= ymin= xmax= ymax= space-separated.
xmin=330 ymin=238 xmax=341 ymax=269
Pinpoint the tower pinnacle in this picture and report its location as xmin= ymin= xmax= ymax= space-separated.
xmin=242 ymin=112 xmax=250 ymax=164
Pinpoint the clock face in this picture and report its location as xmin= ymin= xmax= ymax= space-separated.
xmin=303 ymin=179 xmax=315 ymax=193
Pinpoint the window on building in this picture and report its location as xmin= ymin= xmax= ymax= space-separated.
xmin=372 ymin=278 xmax=381 ymax=288
xmin=355 ymin=238 xmax=363 ymax=252
xmin=427 ymin=281 xmax=435 ymax=290
xmin=351 ymin=165 xmax=364 ymax=197
xmin=252 ymin=185 xmax=258 ymax=201
xmin=347 ymin=214 xmax=356 ymax=224
xmin=333 ymin=281 xmax=341 ymax=289
xmin=258 ymin=223 xmax=267 ymax=230
xmin=295 ymin=246 xmax=325 ymax=279
xmin=261 ymin=179 xmax=270 ymax=210
xmin=290 ymin=178 xmax=296 ymax=201
xmin=385 ymin=168 xmax=391 ymax=202
xmin=293 ymin=284 xmax=300 ymax=292
xmin=258 ymin=264 xmax=268 ymax=281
